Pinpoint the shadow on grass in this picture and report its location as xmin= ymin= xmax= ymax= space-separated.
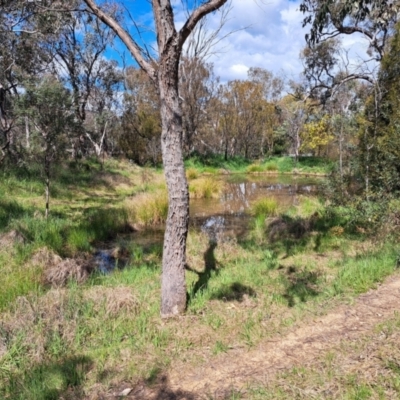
xmin=187 ymin=240 xmax=256 ymax=304
xmin=2 ymin=355 xmax=92 ymax=400
xmin=0 ymin=199 xmax=32 ymax=230
xmin=131 ymin=373 xmax=197 ymax=400
xmin=132 ymin=368 xmax=241 ymax=400
xmin=282 ymin=265 xmax=320 ymax=307
xmin=187 ymin=241 xmax=220 ymax=301
xmin=261 ymin=210 xmax=349 ymax=257
xmin=210 ymin=282 xmax=256 ymax=302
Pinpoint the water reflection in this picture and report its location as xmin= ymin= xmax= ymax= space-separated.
xmin=201 ymin=216 xmax=225 ymax=243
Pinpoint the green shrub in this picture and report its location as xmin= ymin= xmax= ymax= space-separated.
xmin=264 ymin=162 xmax=278 ymax=171
xmin=246 ymin=164 xmax=264 ymax=173
xmin=277 ymin=157 xmax=294 ymax=173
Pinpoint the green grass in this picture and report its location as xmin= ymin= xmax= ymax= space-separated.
xmin=185 ymin=155 xmax=333 ymax=176
xmin=185 ymin=154 xmax=251 ymax=174
xmin=1 ymin=222 xmax=399 ymax=398
xmin=246 ymin=163 xmax=265 ymax=173
xmin=251 ymin=198 xmax=279 ymax=218
xmin=330 ymin=246 xmax=398 ymax=296
xmin=1 ymin=159 xmax=400 ymax=398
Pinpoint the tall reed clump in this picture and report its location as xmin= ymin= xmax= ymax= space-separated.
xmin=251 ymin=197 xmax=278 ymax=218
xmin=189 ymin=178 xmax=222 ymax=199
xmin=186 ymin=167 xmax=199 ymax=181
xmin=127 ymin=190 xmax=168 ymax=226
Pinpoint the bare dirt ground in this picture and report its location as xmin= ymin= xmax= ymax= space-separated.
xmin=109 ymin=273 xmax=400 ymax=400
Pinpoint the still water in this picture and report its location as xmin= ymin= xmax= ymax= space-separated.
xmin=133 ymin=174 xmax=323 ymax=246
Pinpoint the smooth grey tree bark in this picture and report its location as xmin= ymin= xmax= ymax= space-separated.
xmin=83 ymin=0 xmax=228 ymax=317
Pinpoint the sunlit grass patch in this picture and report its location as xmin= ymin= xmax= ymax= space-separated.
xmin=251 ymin=198 xmax=278 ymax=218
xmin=330 ymin=245 xmax=397 ymax=296
xmin=276 ymin=157 xmax=295 ymax=173
xmin=189 ymin=178 xmax=223 ymax=199
xmin=246 ymin=163 xmax=264 ymax=173
xmin=127 ymin=190 xmax=168 ymax=226
xmin=12 ymin=216 xmax=68 ymax=254
xmin=285 ymin=195 xmax=323 ymax=219
xmin=0 ymin=251 xmax=43 ymax=311
xmin=264 ymin=162 xmax=278 ymax=171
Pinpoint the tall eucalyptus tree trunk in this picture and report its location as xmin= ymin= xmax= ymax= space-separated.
xmin=83 ymin=0 xmax=228 ymax=317
xmin=158 ymin=48 xmax=189 ymax=315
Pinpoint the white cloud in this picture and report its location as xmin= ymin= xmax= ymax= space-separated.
xmin=198 ymin=0 xmax=309 ymax=82
xmin=173 ymin=0 xmax=376 ymax=83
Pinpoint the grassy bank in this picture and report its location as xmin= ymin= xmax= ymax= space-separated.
xmin=185 ymin=154 xmax=334 ymax=176
xmin=0 ymin=158 xmax=399 ymax=399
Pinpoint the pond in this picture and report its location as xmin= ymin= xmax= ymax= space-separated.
xmin=132 ymin=174 xmax=324 ymax=246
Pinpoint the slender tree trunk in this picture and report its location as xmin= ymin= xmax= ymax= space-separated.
xmin=339 ymin=119 xmax=343 ymax=185
xmin=158 ymin=50 xmax=189 ymax=318
xmin=25 ymin=116 xmax=30 ymax=149
xmin=44 ymin=155 xmax=50 ymax=219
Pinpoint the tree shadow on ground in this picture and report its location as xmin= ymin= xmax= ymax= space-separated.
xmin=0 ymin=199 xmax=32 ymax=230
xmin=130 ymin=370 xmax=241 ymax=399
xmin=187 ymin=241 xmax=221 ymax=301
xmin=210 ymin=282 xmax=256 ymax=302
xmin=281 ymin=265 xmax=320 ymax=307
xmin=3 ymin=355 xmax=92 ymax=400
xmin=248 ymin=210 xmax=348 ymax=258
xmin=129 ymin=373 xmax=197 ymax=400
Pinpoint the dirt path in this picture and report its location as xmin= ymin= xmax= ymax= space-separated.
xmin=127 ymin=273 xmax=400 ymax=400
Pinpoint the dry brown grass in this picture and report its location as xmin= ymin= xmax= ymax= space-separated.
xmin=31 ymin=247 xmax=92 ymax=287
xmin=0 ymin=229 xmax=26 ymax=248
xmin=125 ymin=190 xmax=168 ymax=227
xmin=83 ymin=286 xmax=139 ymax=316
xmin=189 ymin=178 xmax=223 ymax=199
xmin=44 ymin=259 xmax=91 ymax=287
xmin=0 ymin=284 xmax=138 ymax=367
xmin=31 ymin=247 xmax=63 ymax=266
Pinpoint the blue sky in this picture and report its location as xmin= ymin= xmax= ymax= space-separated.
xmin=106 ymin=0 xmax=372 ymax=83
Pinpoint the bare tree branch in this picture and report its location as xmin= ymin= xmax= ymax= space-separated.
xmin=178 ymin=0 xmax=229 ymax=50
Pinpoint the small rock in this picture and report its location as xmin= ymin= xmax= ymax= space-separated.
xmin=118 ymin=388 xmax=132 ymax=397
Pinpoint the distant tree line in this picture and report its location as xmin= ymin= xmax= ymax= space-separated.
xmin=1 ymin=0 xmax=399 ymax=197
